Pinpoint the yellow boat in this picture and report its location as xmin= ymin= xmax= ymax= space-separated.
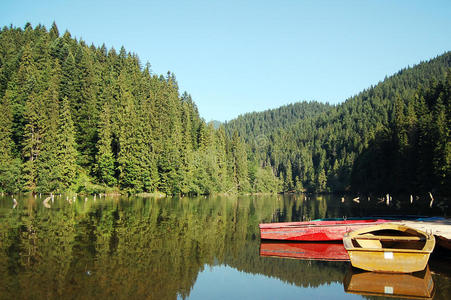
xmin=343 ymin=266 xmax=435 ymax=299
xmin=343 ymin=223 xmax=435 ymax=273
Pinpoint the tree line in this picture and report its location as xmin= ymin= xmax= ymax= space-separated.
xmin=0 ymin=23 xmax=279 ymax=194
xmin=1 ymin=23 xmax=449 ymax=196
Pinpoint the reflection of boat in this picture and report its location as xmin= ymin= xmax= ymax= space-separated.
xmin=259 ymin=218 xmax=391 ymax=241
xmin=344 ymin=266 xmax=435 ymax=299
xmin=259 ymin=242 xmax=349 ymax=261
xmin=437 ymin=235 xmax=451 ymax=250
xmin=343 ymin=224 xmax=435 ymax=273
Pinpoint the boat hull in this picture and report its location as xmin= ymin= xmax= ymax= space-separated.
xmin=346 ymin=248 xmax=431 ymax=273
xmin=259 ymin=219 xmax=390 ymax=241
xmin=343 ymin=224 xmax=435 ymax=273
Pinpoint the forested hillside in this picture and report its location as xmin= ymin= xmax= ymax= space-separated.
xmin=0 ymin=23 xmax=279 ymax=194
xmin=225 ymin=52 xmax=451 ymax=195
xmin=0 ymin=23 xmax=449 ymax=196
xmin=224 ymin=101 xmax=332 ymax=143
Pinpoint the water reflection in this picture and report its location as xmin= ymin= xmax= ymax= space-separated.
xmin=0 ymin=194 xmax=449 ymax=299
xmin=344 ymin=266 xmax=435 ymax=299
xmin=260 ymin=242 xmax=349 ymax=261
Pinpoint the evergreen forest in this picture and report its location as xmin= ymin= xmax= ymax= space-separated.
xmin=225 ymin=53 xmax=451 ymax=196
xmin=0 ymin=23 xmax=279 ymax=195
xmin=0 ymin=23 xmax=450 ymax=196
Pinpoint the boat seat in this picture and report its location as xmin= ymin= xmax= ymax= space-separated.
xmin=355 ymin=238 xmax=382 ymax=248
xmin=356 ymin=234 xmax=424 ymax=241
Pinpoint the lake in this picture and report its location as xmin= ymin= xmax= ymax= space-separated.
xmin=0 ymin=194 xmax=450 ymax=299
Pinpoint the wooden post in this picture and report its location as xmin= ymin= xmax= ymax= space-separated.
xmin=429 ymin=192 xmax=434 ymax=208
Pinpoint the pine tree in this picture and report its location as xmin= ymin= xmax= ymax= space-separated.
xmin=432 ymin=96 xmax=448 ymax=187
xmin=138 ymin=71 xmax=158 ymax=191
xmin=0 ymin=95 xmax=21 ymax=193
xmin=179 ymin=100 xmax=195 ymax=194
xmin=75 ymin=47 xmax=99 ymax=169
xmin=95 ymin=102 xmax=116 ymax=186
xmin=150 ymin=76 xmax=183 ymax=194
xmin=49 ymin=21 xmax=59 ymax=40
xmin=231 ymin=131 xmax=250 ymax=192
xmin=215 ymin=126 xmax=232 ymax=192
xmin=115 ymin=71 xmax=141 ymax=191
xmin=54 ymin=97 xmax=78 ymax=191
xmin=22 ymin=88 xmax=44 ymax=191
xmin=61 ymin=50 xmax=77 ymax=110
xmin=283 ymin=160 xmax=293 ymax=192
xmin=36 ymin=62 xmax=61 ymax=192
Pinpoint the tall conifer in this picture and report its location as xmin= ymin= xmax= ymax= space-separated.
xmin=36 ymin=62 xmax=61 ymax=192
xmin=96 ymin=101 xmax=116 ymax=186
xmin=0 ymin=95 xmax=21 ymax=192
xmin=54 ymin=97 xmax=78 ymax=190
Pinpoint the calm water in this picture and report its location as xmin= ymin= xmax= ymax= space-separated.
xmin=0 ymin=194 xmax=449 ymax=300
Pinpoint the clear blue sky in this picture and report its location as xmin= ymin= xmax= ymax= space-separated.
xmin=1 ymin=0 xmax=450 ymax=121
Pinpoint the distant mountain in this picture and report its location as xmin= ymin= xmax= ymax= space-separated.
xmin=208 ymin=120 xmax=222 ymax=129
xmin=224 ymin=101 xmax=332 ymax=143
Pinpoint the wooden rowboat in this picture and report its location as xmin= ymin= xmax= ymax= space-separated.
xmin=343 ymin=223 xmax=435 ymax=273
xmin=259 ymin=242 xmax=349 ymax=261
xmin=259 ymin=218 xmax=392 ymax=241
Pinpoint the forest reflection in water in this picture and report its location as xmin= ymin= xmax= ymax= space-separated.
xmin=0 ymin=194 xmax=449 ymax=299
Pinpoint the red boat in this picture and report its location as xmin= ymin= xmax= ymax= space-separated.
xmin=259 ymin=219 xmax=391 ymax=241
xmin=260 ymin=242 xmax=349 ymax=261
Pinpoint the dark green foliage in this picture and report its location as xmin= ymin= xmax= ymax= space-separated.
xmin=225 ymin=52 xmax=451 ymax=195
xmin=95 ymin=102 xmax=116 ymax=186
xmin=352 ymin=72 xmax=451 ymax=194
xmin=0 ymin=23 xmax=278 ymax=194
xmin=231 ymin=131 xmax=250 ymax=192
xmin=0 ymin=95 xmax=21 ymax=193
xmin=55 ymin=97 xmax=78 ymax=190
xmin=1 ymin=23 xmax=448 ymax=195
xmin=36 ymin=62 xmax=61 ymax=192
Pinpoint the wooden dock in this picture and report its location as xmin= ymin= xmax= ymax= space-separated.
xmin=392 ymin=219 xmax=451 ymax=250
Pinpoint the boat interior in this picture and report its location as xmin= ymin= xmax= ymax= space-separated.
xmin=352 ymin=229 xmax=427 ymax=250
